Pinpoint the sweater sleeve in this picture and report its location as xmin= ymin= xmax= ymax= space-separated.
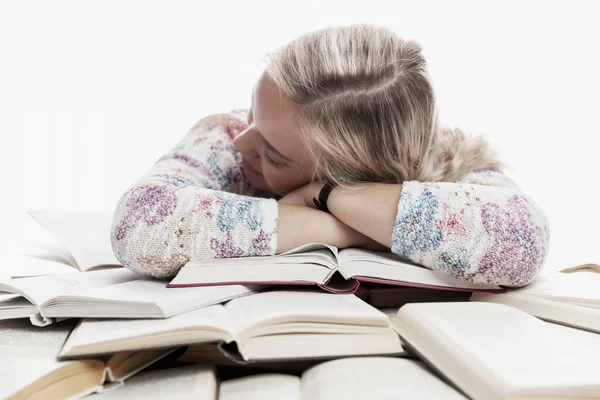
xmin=391 ymin=168 xmax=551 ymax=287
xmin=110 ymin=109 xmax=279 ymax=279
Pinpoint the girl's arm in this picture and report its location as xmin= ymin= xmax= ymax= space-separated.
xmin=110 ymin=111 xmax=380 ymax=279
xmin=276 ymin=203 xmax=389 ymax=254
xmin=315 ymin=169 xmax=551 ymax=287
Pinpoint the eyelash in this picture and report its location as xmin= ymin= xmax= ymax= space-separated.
xmin=264 ymin=149 xmax=283 ymax=168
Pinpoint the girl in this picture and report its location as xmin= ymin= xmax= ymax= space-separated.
xmin=111 ymin=24 xmax=550 ymax=287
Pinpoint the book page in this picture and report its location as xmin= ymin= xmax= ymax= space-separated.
xmin=279 ymin=242 xmax=339 ymax=257
xmin=301 ymin=357 xmax=466 ymax=399
xmin=51 ymin=279 xmax=263 ymax=317
xmin=0 ymin=297 xmax=37 ymax=320
xmin=185 ymin=251 xmax=335 ymax=269
xmin=510 ymin=272 xmax=600 ymax=305
xmin=339 ymin=247 xmax=421 ymax=266
xmin=220 ymin=374 xmax=300 ymax=400
xmin=20 ymin=241 xmax=79 ymax=269
xmin=60 ymin=304 xmax=235 ymax=358
xmin=0 ymin=292 xmax=21 ymax=302
xmin=0 ymin=268 xmax=140 ymax=306
xmin=27 ymin=210 xmax=122 ymax=271
xmin=87 ymin=364 xmax=217 ymax=399
xmin=185 ymin=243 xmax=339 ymax=269
xmin=2 ymin=252 xmax=77 ymax=279
xmin=339 ymin=255 xmax=501 ymax=290
xmin=225 ymin=289 xmax=390 ymax=337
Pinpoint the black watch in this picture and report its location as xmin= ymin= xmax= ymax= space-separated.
xmin=312 ymin=181 xmax=337 ymax=213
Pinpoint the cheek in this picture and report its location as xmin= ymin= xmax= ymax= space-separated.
xmin=262 ymin=165 xmax=305 ymax=195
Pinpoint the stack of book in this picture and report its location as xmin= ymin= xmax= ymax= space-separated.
xmin=3 ymin=211 xmax=600 ymax=399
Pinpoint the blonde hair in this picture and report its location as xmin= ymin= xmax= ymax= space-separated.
xmin=263 ymin=24 xmax=506 ymax=189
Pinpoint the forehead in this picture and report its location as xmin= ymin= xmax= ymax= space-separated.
xmin=253 ymin=74 xmax=305 ymax=161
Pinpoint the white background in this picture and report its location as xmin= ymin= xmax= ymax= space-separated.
xmin=0 ymin=0 xmax=598 ymax=273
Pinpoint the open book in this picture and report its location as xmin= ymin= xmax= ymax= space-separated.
xmin=168 ymin=243 xmax=504 ymax=294
xmin=25 ymin=210 xmax=122 ymax=272
xmin=470 ymin=270 xmax=600 ymax=333
xmin=57 ymin=289 xmax=404 ymax=363
xmin=392 ymin=302 xmax=600 ymax=399
xmin=89 ymin=358 xmax=465 ymax=399
xmin=0 ymin=268 xmax=263 ymax=326
xmin=0 ymin=318 xmax=174 ymax=400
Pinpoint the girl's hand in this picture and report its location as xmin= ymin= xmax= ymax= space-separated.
xmin=277 ymin=181 xmax=391 ymax=253
xmin=277 ymin=181 xmax=324 ymax=208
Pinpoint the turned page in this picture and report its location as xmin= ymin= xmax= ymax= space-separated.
xmin=0 ymin=268 xmax=140 ymax=306
xmin=3 ymin=252 xmax=77 ymax=279
xmin=300 ymin=357 xmax=466 ymax=399
xmin=59 ymin=304 xmax=235 ymax=358
xmin=46 ymin=278 xmax=263 ymax=317
xmin=224 ymin=289 xmax=391 ymax=337
xmin=87 ymin=364 xmax=218 ymax=399
xmin=27 ymin=210 xmax=121 ymax=271
xmin=220 ymin=374 xmax=301 ymax=400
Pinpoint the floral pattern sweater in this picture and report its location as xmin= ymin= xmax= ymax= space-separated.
xmin=110 ymin=109 xmax=551 ymax=287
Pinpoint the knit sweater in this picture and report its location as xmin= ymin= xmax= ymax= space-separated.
xmin=110 ymin=109 xmax=551 ymax=287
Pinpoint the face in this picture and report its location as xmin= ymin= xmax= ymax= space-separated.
xmin=233 ymin=71 xmax=316 ymax=198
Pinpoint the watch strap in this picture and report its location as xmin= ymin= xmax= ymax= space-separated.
xmin=312 ymin=181 xmax=337 ymax=213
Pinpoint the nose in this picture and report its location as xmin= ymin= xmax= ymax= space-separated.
xmin=233 ymin=127 xmax=260 ymax=160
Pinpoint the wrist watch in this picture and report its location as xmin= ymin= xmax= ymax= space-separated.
xmin=312 ymin=181 xmax=337 ymax=213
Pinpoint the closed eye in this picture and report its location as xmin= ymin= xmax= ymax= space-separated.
xmin=264 ymin=149 xmax=285 ymax=168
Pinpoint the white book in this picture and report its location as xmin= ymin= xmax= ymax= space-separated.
xmin=219 ymin=357 xmax=466 ymax=400
xmin=0 ymin=268 xmax=262 ymax=326
xmin=470 ymin=271 xmax=600 ymax=333
xmin=392 ymin=302 xmax=600 ymax=399
xmin=58 ymin=290 xmax=404 ymax=362
xmin=0 ymin=318 xmax=172 ymax=400
xmin=25 ymin=210 xmax=122 ymax=272
xmin=168 ymin=243 xmax=503 ymax=294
